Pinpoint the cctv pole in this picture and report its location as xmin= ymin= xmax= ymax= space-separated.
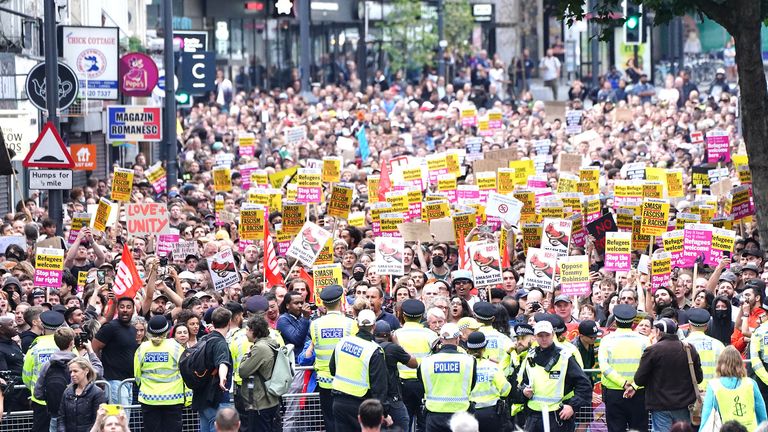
xmin=437 ymin=0 xmax=446 ymax=79
xmin=163 ymin=0 xmax=178 ymax=189
xmin=43 ymin=0 xmax=63 ymax=236
xmin=589 ymin=0 xmax=599 ymax=89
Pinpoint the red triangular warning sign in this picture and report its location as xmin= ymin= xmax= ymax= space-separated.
xmin=23 ymin=122 xmax=75 ymax=169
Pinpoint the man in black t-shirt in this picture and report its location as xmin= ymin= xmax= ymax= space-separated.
xmin=374 ymin=321 xmax=414 ymax=432
xmin=92 ymin=297 xmax=138 ymax=406
xmin=193 ymin=307 xmax=232 ymax=432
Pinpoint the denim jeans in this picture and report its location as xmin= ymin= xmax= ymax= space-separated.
xmin=199 ymin=403 xmax=234 ymax=432
xmin=107 ymin=379 xmax=132 ymax=405
xmin=48 ymin=416 xmax=57 ymax=432
xmin=388 ymin=400 xmax=410 ymax=432
xmin=651 ymin=409 xmax=690 ymax=432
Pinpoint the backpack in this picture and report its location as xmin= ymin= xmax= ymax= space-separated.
xmin=258 ymin=343 xmax=295 ymax=397
xmin=179 ymin=337 xmax=215 ymax=390
xmin=43 ymin=360 xmax=70 ymax=415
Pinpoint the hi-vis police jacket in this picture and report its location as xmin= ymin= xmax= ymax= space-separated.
xmin=511 ymin=344 xmax=592 ymax=412
xmin=417 ymin=344 xmax=477 ymax=413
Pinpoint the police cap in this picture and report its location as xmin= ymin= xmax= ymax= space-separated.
xmin=466 ymin=331 xmax=487 ymax=349
xmin=687 ymin=308 xmax=710 ymax=327
xmin=613 ymin=304 xmax=638 ymax=326
xmin=402 ymin=299 xmax=425 ymax=319
xmin=40 ymin=310 xmax=65 ymax=330
xmin=319 ymin=285 xmax=344 ymax=304
xmin=472 ymin=301 xmax=495 ymax=321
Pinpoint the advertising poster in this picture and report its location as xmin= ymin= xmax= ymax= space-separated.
xmin=106 ymin=106 xmax=162 ymax=142
xmin=61 ymin=26 xmax=119 ymax=99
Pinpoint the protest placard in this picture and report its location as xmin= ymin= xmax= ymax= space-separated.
xmin=524 ymin=247 xmax=557 ymax=292
xmin=296 ymin=168 xmax=322 ymax=203
xmin=706 ymin=130 xmax=730 ymax=164
xmin=284 ymin=126 xmax=306 ymax=144
xmin=68 ymin=212 xmax=92 ymax=245
xmin=213 ymin=166 xmax=232 ymax=192
xmin=542 ymin=218 xmax=572 ymax=257
xmin=522 ymin=223 xmax=542 ymax=253
xmin=662 ymin=229 xmax=685 ymax=269
xmin=328 ymin=184 xmax=354 ymax=218
xmin=34 ymin=248 xmax=64 ymax=288
xmin=730 ymin=185 xmax=755 ymax=220
xmin=92 ymin=198 xmax=113 ymax=232
xmin=467 ymin=241 xmax=503 ymax=286
xmin=709 ymin=228 xmax=736 ymax=267
xmin=682 ymin=223 xmax=713 ymax=268
xmin=111 ymin=168 xmax=134 ymax=202
xmin=146 ymin=163 xmax=166 ymax=193
xmin=315 ymin=239 xmax=334 ymax=265
xmin=238 ymin=132 xmax=256 ymax=157
xmin=286 ymin=222 xmax=333 ymax=267
xmin=207 ymin=248 xmax=239 ymax=290
xmin=565 ymin=110 xmax=583 ymax=134
xmin=156 ymin=231 xmax=179 ymax=258
xmin=380 ymin=213 xmax=404 ymax=238
xmin=605 ymin=232 xmax=632 ymax=272
xmin=239 ymin=204 xmax=267 ymax=241
xmin=172 ymin=240 xmax=198 ymax=263
xmin=559 ymin=255 xmax=591 ymax=296
xmin=125 ymin=203 xmax=171 ymax=235
xmin=640 ymin=198 xmax=670 ymax=236
xmin=651 ymin=252 xmax=672 ymax=292
xmin=348 ymin=211 xmax=365 ymax=228
xmin=375 ymin=237 xmax=404 ymax=276
xmin=485 ymin=192 xmax=523 ymax=226
xmin=322 ymin=157 xmax=342 ymax=183
xmin=312 ymin=263 xmax=343 ymax=306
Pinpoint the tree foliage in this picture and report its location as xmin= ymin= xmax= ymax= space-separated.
xmin=382 ymin=0 xmax=438 ymax=74
xmin=444 ymin=0 xmax=475 ymax=57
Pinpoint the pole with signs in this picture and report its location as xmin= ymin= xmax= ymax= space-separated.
xmin=44 ymin=0 xmax=63 ymax=236
xmin=164 ymin=0 xmax=178 ymax=189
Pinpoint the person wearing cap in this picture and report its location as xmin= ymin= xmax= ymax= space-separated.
xmin=512 ymin=320 xmax=591 ymax=432
xmin=22 ymin=310 xmax=66 ymax=432
xmin=598 ymin=305 xmax=650 ymax=431
xmin=742 ymin=263 xmax=761 ymax=282
xmin=552 ymin=294 xmax=577 ymax=325
xmin=634 ymin=318 xmax=703 ymax=430
xmin=457 ymin=317 xmax=481 ymax=345
xmin=732 ymin=279 xmax=767 ymax=356
xmin=394 ymin=299 xmax=437 ymax=432
xmin=373 ymin=320 xmax=417 ymax=432
xmin=573 ymin=320 xmax=600 ymax=377
xmin=472 ymin=302 xmax=514 ymax=371
xmin=538 ymin=314 xmax=583 ymax=368
xmin=329 ymin=309 xmax=390 ymax=431
xmin=684 ymin=308 xmax=725 ymax=392
xmin=508 ymin=323 xmax=535 ymax=426
xmin=465 ymin=331 xmax=511 ymax=432
xmin=134 ymin=315 xmax=185 ymax=432
xmin=452 ymin=270 xmax=479 ymax=307
xmin=418 ymin=322 xmax=477 ymax=432
xmin=309 ymin=285 xmax=358 ymax=432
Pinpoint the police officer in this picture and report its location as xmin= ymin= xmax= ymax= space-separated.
xmin=418 ymin=323 xmax=477 ymax=432
xmin=750 ymin=314 xmax=768 ymax=401
xmin=134 ymin=316 xmax=185 ymax=432
xmin=22 ymin=310 xmax=65 ymax=432
xmin=598 ymin=304 xmax=649 ymax=432
xmin=513 ymin=320 xmax=591 ymax=432
xmin=394 ymin=299 xmax=437 ymax=432
xmin=466 ymin=332 xmax=511 ymax=432
xmin=473 ymin=302 xmax=514 ymax=371
xmin=310 ymin=285 xmax=357 ymax=432
xmin=685 ymin=308 xmax=725 ymax=392
xmin=329 ymin=309 xmax=389 ymax=432
xmin=539 ymin=314 xmax=582 ymax=367
xmin=374 ymin=321 xmax=417 ymax=432
xmin=509 ymin=324 xmax=534 ymax=428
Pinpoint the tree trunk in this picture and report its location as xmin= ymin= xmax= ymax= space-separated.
xmin=731 ymin=5 xmax=768 ymax=250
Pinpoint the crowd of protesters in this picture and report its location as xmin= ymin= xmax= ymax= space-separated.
xmin=0 ymin=44 xmax=764 ymax=432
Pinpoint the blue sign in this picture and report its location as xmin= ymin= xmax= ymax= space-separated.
xmin=179 ymin=51 xmax=216 ymax=94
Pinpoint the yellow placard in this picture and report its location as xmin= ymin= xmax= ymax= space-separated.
xmin=497 ymin=168 xmax=515 ymax=194
xmin=737 ymin=165 xmax=752 ymax=184
xmin=380 ymin=213 xmax=404 ymax=235
xmin=667 ymin=169 xmax=684 ymax=198
xmin=452 ymin=211 xmax=477 ymax=240
xmin=328 ymin=184 xmax=354 ymax=218
xmin=675 ymin=213 xmax=701 ymax=230
xmin=269 ymin=166 xmax=298 ymax=189
xmin=402 ymin=168 xmax=424 ymax=185
xmin=509 ymin=160 xmax=534 ymax=185
xmin=238 ymin=205 xmax=266 ymax=240
xmin=643 ymin=182 xmax=664 ymax=199
xmin=282 ymin=202 xmax=307 ymax=234
xmin=437 ymin=174 xmax=457 ymax=192
xmin=640 ymin=198 xmax=670 ymax=236
xmin=322 ymin=157 xmax=342 ymax=183
xmin=522 ymin=223 xmax=542 ymax=253
xmin=251 ymin=170 xmax=269 ymax=188
xmin=426 ymin=154 xmax=448 ymax=172
xmin=312 ymin=263 xmax=343 ymax=306
xmin=36 ymin=248 xmax=64 ymax=271
xmin=632 ymin=216 xmax=651 ymax=251
xmin=514 ymin=190 xmax=536 ymax=222
xmin=315 ymin=239 xmax=334 ymax=265
xmin=616 ymin=208 xmax=634 ymax=231
xmin=215 ymin=195 xmax=225 ymax=213
xmin=213 ymin=166 xmax=232 ymax=192
xmin=367 ymin=175 xmax=380 ymax=203
xmin=92 ymin=198 xmax=112 ymax=232
xmin=446 ymin=153 xmax=461 ymax=176
xmin=422 ymin=201 xmax=450 ymax=221
xmin=577 ymin=181 xmax=599 ymax=196
xmin=579 ymin=167 xmax=600 ymax=183
xmin=348 ymin=211 xmax=365 ymax=227
xmin=651 ymin=254 xmax=671 ymax=276
xmin=476 ymin=172 xmax=497 ymax=190
xmin=111 ymin=168 xmax=134 ymax=202
xmin=369 ymin=202 xmax=393 ymax=223
xmin=541 ymin=203 xmax=565 ymax=219
xmin=557 ymin=174 xmax=578 ymax=193
xmin=662 ymin=231 xmax=684 ymax=255
xmin=385 ymin=191 xmax=409 ymax=213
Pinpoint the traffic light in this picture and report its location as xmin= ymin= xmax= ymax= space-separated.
xmin=624 ymin=0 xmax=642 ymax=45
xmin=176 ymin=91 xmax=192 ymax=108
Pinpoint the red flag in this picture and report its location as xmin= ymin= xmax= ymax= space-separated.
xmin=114 ymin=243 xmax=142 ymax=299
xmin=299 ymin=267 xmax=315 ymax=302
xmin=264 ymin=223 xmax=284 ymax=289
xmin=378 ymin=159 xmax=392 ymax=202
xmin=458 ymin=236 xmax=471 ymax=271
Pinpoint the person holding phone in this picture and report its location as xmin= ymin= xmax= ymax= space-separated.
xmin=64 ymin=228 xmax=107 ymax=287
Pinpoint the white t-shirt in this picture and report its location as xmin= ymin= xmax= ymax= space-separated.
xmin=539 ymin=56 xmax=561 ymax=81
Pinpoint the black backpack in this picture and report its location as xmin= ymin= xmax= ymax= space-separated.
xmin=43 ymin=360 xmax=70 ymax=415
xmin=179 ymin=337 xmax=215 ymax=390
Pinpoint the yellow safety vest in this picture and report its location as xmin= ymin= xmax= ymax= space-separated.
xmin=479 ymin=325 xmax=513 ymax=371
xmin=685 ymin=332 xmax=725 ymax=390
xmin=750 ymin=322 xmax=768 ymax=385
xmin=22 ymin=334 xmax=58 ymax=405
xmin=394 ymin=322 xmax=437 ymax=380
xmin=710 ymin=378 xmax=757 ymax=430
xmin=525 ymin=348 xmax=572 ymax=412
xmin=470 ymin=358 xmax=512 ymax=408
xmin=510 ymin=350 xmax=529 ymax=416
xmin=311 ymin=312 xmax=357 ymax=388
xmin=134 ymin=339 xmax=186 ymax=405
xmin=599 ymin=328 xmax=648 ymax=390
xmin=229 ymin=328 xmax=252 ymax=386
xmin=420 ymin=351 xmax=475 ymax=413
xmin=332 ymin=335 xmax=379 ymax=397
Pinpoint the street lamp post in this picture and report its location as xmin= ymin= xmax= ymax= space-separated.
xmin=437 ymin=0 xmax=446 ymax=79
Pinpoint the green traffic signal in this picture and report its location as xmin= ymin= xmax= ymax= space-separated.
xmin=176 ymin=92 xmax=190 ymax=104
xmin=626 ymin=15 xmax=639 ymax=29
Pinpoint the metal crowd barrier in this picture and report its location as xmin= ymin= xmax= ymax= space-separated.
xmin=0 ymin=369 xmax=656 ymax=431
